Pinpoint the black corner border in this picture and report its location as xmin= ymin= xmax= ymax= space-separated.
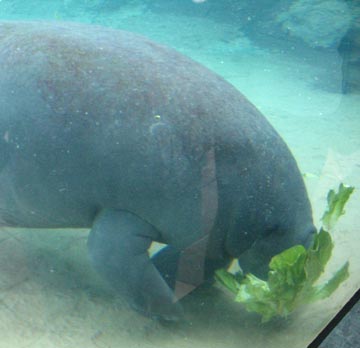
xmin=308 ymin=288 xmax=360 ymax=348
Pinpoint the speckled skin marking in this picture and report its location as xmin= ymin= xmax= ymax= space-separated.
xmin=0 ymin=21 xmax=315 ymax=320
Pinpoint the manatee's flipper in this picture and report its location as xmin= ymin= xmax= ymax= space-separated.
xmin=152 ymin=244 xmax=232 ymax=293
xmin=87 ymin=209 xmax=183 ymax=321
xmin=152 ymin=245 xmax=181 ymax=290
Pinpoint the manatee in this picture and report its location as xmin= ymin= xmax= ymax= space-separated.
xmin=0 ymin=21 xmax=315 ymax=320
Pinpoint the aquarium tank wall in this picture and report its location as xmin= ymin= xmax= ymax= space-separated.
xmin=0 ymin=1 xmax=359 ymax=348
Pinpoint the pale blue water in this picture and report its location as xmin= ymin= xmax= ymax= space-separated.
xmin=0 ymin=1 xmax=359 ymax=348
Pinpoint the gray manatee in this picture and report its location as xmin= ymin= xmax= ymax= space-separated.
xmin=0 ymin=21 xmax=315 ymax=320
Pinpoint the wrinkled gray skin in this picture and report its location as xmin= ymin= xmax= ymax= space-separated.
xmin=0 ymin=21 xmax=315 ymax=321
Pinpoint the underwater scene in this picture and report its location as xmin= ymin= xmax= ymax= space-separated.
xmin=0 ymin=1 xmax=359 ymax=347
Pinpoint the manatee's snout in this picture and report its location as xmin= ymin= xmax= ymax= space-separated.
xmin=237 ymin=221 xmax=317 ymax=279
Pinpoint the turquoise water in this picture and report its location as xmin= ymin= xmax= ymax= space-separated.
xmin=0 ymin=1 xmax=359 ymax=348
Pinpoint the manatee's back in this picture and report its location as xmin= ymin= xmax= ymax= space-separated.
xmin=0 ymin=22 xmax=212 ymax=231
xmin=0 ymin=22 xmax=310 ymax=253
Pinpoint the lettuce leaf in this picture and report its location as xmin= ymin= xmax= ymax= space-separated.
xmin=215 ymin=184 xmax=354 ymax=322
xmin=308 ymin=261 xmax=349 ymax=302
xmin=215 ymin=268 xmax=243 ymax=294
xmin=305 ymin=228 xmax=333 ymax=283
xmin=322 ymin=183 xmax=354 ymax=231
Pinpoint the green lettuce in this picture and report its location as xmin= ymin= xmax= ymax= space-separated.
xmin=215 ymin=184 xmax=354 ymax=322
xmin=321 ymin=183 xmax=354 ymax=231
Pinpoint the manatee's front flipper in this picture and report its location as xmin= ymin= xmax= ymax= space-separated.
xmin=152 ymin=244 xmax=232 ymax=296
xmin=87 ymin=209 xmax=183 ymax=321
xmin=152 ymin=245 xmax=181 ymax=291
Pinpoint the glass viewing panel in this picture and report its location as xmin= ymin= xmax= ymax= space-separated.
xmin=0 ymin=1 xmax=359 ymax=347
